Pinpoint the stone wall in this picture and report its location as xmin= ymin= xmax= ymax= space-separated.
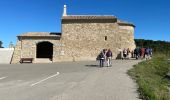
xmin=11 ymin=37 xmax=62 ymax=63
xmin=60 ymin=22 xmax=136 ymax=61
xmin=118 ymin=25 xmax=136 ymax=50
xmin=11 ymin=40 xmax=21 ymax=64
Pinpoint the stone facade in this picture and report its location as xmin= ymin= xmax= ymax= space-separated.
xmin=11 ymin=15 xmax=136 ymax=63
xmin=11 ymin=33 xmax=61 ymax=63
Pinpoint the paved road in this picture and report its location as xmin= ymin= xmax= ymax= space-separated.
xmin=0 ymin=60 xmax=141 ymax=100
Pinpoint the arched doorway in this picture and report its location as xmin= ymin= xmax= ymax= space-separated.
xmin=36 ymin=41 xmax=53 ymax=59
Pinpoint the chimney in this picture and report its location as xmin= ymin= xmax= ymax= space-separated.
xmin=63 ymin=5 xmax=67 ymax=16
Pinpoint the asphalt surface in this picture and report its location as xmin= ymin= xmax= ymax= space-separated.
xmin=0 ymin=60 xmax=141 ymax=100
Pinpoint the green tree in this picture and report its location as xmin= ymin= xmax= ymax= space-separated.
xmin=134 ymin=39 xmax=170 ymax=55
xmin=0 ymin=41 xmax=3 ymax=48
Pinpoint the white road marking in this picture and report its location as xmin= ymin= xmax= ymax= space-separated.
xmin=0 ymin=77 xmax=6 ymax=80
xmin=31 ymin=72 xmax=60 ymax=86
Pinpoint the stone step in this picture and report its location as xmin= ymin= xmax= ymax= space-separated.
xmin=35 ymin=58 xmax=52 ymax=63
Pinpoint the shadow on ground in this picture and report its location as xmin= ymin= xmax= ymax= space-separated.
xmin=85 ymin=64 xmax=100 ymax=68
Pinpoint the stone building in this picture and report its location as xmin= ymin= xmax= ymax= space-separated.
xmin=11 ymin=5 xmax=136 ymax=63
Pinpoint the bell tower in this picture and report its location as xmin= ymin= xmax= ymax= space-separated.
xmin=63 ymin=5 xmax=67 ymax=16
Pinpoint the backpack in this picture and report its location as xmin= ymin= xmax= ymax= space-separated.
xmin=99 ymin=52 xmax=104 ymax=59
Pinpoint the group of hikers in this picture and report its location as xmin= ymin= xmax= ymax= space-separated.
xmin=98 ymin=49 xmax=113 ymax=67
xmin=97 ymin=47 xmax=153 ymax=67
xmin=122 ymin=47 xmax=153 ymax=60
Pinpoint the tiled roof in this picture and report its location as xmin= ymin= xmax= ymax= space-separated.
xmin=62 ymin=15 xmax=117 ymax=20
xmin=18 ymin=32 xmax=61 ymax=37
xmin=62 ymin=15 xmax=117 ymax=23
xmin=62 ymin=15 xmax=135 ymax=27
xmin=117 ymin=20 xmax=135 ymax=27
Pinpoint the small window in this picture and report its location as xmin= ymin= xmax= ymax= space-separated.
xmin=105 ymin=36 xmax=107 ymax=41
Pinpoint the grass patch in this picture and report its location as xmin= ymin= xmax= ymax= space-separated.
xmin=128 ymin=55 xmax=170 ymax=100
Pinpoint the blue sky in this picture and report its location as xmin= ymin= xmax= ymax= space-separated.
xmin=0 ymin=0 xmax=170 ymax=47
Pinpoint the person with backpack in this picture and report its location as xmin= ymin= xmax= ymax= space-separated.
xmin=149 ymin=48 xmax=153 ymax=58
xmin=134 ymin=47 xmax=140 ymax=59
xmin=106 ymin=49 xmax=112 ymax=67
xmin=145 ymin=47 xmax=150 ymax=60
xmin=99 ymin=50 xmax=105 ymax=67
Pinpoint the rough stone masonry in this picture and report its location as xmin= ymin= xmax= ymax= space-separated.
xmin=11 ymin=5 xmax=136 ymax=63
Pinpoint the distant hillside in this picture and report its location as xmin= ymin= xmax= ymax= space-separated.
xmin=134 ymin=39 xmax=170 ymax=54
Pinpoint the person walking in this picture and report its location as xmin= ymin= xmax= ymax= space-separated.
xmin=99 ymin=50 xmax=105 ymax=67
xmin=131 ymin=50 xmax=134 ymax=58
xmin=127 ymin=48 xmax=131 ymax=59
xmin=140 ymin=48 xmax=145 ymax=59
xmin=134 ymin=47 xmax=140 ymax=59
xmin=123 ymin=48 xmax=127 ymax=59
xmin=145 ymin=47 xmax=150 ymax=60
xmin=149 ymin=48 xmax=153 ymax=58
xmin=103 ymin=49 xmax=107 ymax=65
xmin=106 ymin=49 xmax=113 ymax=67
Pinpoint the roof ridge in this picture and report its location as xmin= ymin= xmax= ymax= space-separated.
xmin=18 ymin=32 xmax=61 ymax=37
xmin=66 ymin=15 xmax=115 ymax=16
